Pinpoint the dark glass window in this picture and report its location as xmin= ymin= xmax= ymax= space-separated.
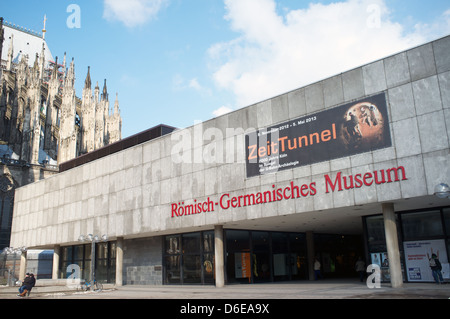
xmin=59 ymin=242 xmax=115 ymax=283
xmin=444 ymin=208 xmax=450 ymax=235
xmin=402 ymin=211 xmax=443 ymax=240
xmin=289 ymin=233 xmax=307 ymax=280
xmin=163 ymin=231 xmax=214 ymax=285
xmin=366 ymin=215 xmax=386 ymax=243
xmin=165 ymin=255 xmax=181 ymax=284
xmin=165 ymin=235 xmax=180 ymax=254
xmin=0 ymin=175 xmax=15 ymax=250
xmin=183 ymin=232 xmax=201 ymax=254
xmin=226 ymin=230 xmax=250 ymax=251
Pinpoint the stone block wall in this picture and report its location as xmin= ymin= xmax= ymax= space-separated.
xmin=122 ymin=237 xmax=162 ymax=285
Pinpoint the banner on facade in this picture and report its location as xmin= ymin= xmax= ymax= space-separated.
xmin=245 ymin=93 xmax=391 ymax=178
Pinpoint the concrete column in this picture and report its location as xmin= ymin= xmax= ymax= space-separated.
xmin=306 ymin=231 xmax=315 ymax=281
xmin=19 ymin=251 xmax=27 ymax=281
xmin=382 ymin=203 xmax=403 ymax=288
xmin=116 ymin=237 xmax=124 ymax=287
xmin=214 ymin=225 xmax=225 ymax=288
xmin=52 ymin=245 xmax=60 ymax=279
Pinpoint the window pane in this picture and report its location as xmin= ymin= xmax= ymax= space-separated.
xmin=402 ymin=211 xmax=443 ymax=239
xmin=252 ymin=231 xmax=269 ymax=251
xmin=183 ymin=255 xmax=201 ymax=283
xmin=1 ymin=197 xmax=12 ymax=230
xmin=62 ymin=246 xmax=73 ymax=262
xmin=444 ymin=208 xmax=450 ymax=235
xmin=183 ymin=233 xmax=201 ymax=254
xmin=109 ymin=242 xmax=116 ymax=259
xmin=97 ymin=243 xmax=108 ymax=259
xmin=366 ymin=215 xmax=386 ymax=243
xmin=203 ymin=231 xmax=214 ymax=253
xmin=60 ymin=261 xmax=72 ymax=278
xmin=272 ymin=232 xmax=289 ymax=252
xmin=203 ymin=253 xmax=215 ymax=284
xmin=84 ymin=244 xmax=92 ymax=261
xmin=73 ymin=245 xmax=84 ymax=261
xmin=165 ymin=236 xmax=180 ymax=254
xmin=289 ymin=233 xmax=306 ymax=252
xmin=226 ymin=230 xmax=249 ymax=251
xmin=165 ymin=255 xmax=181 ymax=284
xmin=96 ymin=259 xmax=108 ymax=283
xmin=83 ymin=261 xmax=91 ymax=281
xmin=273 ymin=253 xmax=289 ymax=280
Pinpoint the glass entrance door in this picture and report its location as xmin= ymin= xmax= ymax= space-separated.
xmin=252 ymin=232 xmax=271 ymax=283
xmin=225 ymin=230 xmax=309 ymax=284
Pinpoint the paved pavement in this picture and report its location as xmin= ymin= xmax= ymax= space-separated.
xmin=1 ymin=279 xmax=449 ymax=300
xmin=1 ymin=280 xmax=448 ymax=318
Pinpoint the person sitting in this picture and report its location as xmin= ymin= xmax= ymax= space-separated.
xmin=18 ymin=273 xmax=36 ymax=297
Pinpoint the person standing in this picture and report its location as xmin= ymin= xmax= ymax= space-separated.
xmin=314 ymin=258 xmax=322 ymax=281
xmin=355 ymin=257 xmax=366 ymax=282
xmin=429 ymin=253 xmax=444 ymax=284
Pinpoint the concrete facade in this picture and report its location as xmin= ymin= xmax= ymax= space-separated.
xmin=9 ymin=35 xmax=450 ymax=286
xmin=123 ymin=237 xmax=163 ymax=285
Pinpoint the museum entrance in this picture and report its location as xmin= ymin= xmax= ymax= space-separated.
xmin=313 ymin=234 xmax=364 ymax=279
xmin=162 ymin=230 xmax=364 ymax=285
xmin=225 ymin=230 xmax=309 ymax=284
xmin=225 ymin=230 xmax=364 ymax=284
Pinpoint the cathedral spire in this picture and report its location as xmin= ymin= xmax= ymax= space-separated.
xmin=101 ymin=79 xmax=108 ymax=102
xmin=51 ymin=56 xmax=58 ymax=79
xmin=85 ymin=66 xmax=91 ymax=89
xmin=39 ymin=42 xmax=45 ymax=80
xmin=114 ymin=92 xmax=120 ymax=114
xmin=64 ymin=57 xmax=75 ymax=89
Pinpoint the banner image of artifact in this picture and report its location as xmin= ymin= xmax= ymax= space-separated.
xmin=245 ymin=93 xmax=391 ymax=178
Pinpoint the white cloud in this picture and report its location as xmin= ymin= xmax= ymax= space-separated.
xmin=173 ymin=74 xmax=212 ymax=96
xmin=212 ymin=106 xmax=233 ymax=117
xmin=209 ymin=0 xmax=450 ymax=108
xmin=103 ymin=0 xmax=168 ymax=28
xmin=189 ymin=78 xmax=202 ymax=91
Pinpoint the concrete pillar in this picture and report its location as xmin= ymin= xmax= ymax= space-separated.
xmin=52 ymin=245 xmax=60 ymax=279
xmin=116 ymin=237 xmax=124 ymax=287
xmin=306 ymin=231 xmax=315 ymax=281
xmin=382 ymin=203 xmax=403 ymax=288
xmin=19 ymin=251 xmax=27 ymax=281
xmin=214 ymin=225 xmax=225 ymax=288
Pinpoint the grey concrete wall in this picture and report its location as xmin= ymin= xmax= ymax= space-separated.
xmin=123 ymin=237 xmax=162 ymax=285
xmin=10 ymin=35 xmax=450 ymax=249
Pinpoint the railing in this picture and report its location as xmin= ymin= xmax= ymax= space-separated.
xmin=0 ymin=268 xmax=19 ymax=286
xmin=0 ymin=155 xmax=58 ymax=171
xmin=0 ymin=156 xmax=30 ymax=168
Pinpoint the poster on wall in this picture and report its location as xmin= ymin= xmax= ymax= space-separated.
xmin=245 ymin=93 xmax=391 ymax=178
xmin=371 ymin=252 xmax=391 ymax=282
xmin=234 ymin=252 xmax=251 ymax=280
xmin=403 ymin=239 xmax=449 ymax=282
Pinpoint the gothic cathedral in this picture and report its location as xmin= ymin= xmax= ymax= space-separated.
xmin=0 ymin=18 xmax=123 ymax=248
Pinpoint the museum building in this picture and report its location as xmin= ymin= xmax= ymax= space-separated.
xmin=10 ymin=35 xmax=450 ymax=287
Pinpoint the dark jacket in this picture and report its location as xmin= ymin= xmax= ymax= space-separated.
xmin=430 ymin=258 xmax=442 ymax=271
xmin=22 ymin=276 xmax=36 ymax=290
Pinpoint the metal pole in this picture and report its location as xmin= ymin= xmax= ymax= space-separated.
xmin=91 ymin=240 xmax=95 ymax=282
xmin=11 ymin=252 xmax=16 ymax=286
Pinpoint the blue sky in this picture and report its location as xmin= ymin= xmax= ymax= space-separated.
xmin=1 ymin=0 xmax=449 ymax=138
